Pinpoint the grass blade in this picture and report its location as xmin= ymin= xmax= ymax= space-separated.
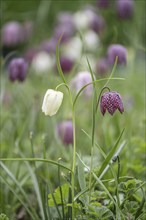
xmin=98 ymin=129 xmax=125 ymax=178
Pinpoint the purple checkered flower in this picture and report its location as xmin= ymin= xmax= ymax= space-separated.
xmin=107 ymin=44 xmax=127 ymax=65
xmin=8 ymin=58 xmax=28 ymax=82
xmin=117 ymin=0 xmax=134 ymax=19
xmin=100 ymin=91 xmax=124 ymax=115
xmin=56 ymin=120 xmax=73 ymax=145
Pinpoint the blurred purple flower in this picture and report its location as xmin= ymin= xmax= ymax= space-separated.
xmin=2 ymin=21 xmax=25 ymax=47
xmin=41 ymin=38 xmax=57 ymax=53
xmin=56 ymin=120 xmax=73 ymax=145
xmin=57 ymin=12 xmax=74 ymax=27
xmin=97 ymin=0 xmax=110 ymax=8
xmin=24 ymin=47 xmax=39 ymax=64
xmin=107 ymin=44 xmax=127 ymax=65
xmin=8 ymin=58 xmax=28 ymax=82
xmin=54 ymin=24 xmax=74 ymax=43
xmin=117 ymin=0 xmax=134 ymax=19
xmin=100 ymin=91 xmax=124 ymax=115
xmin=96 ymin=58 xmax=109 ymax=75
xmin=60 ymin=56 xmax=74 ymax=73
xmin=90 ymin=14 xmax=105 ymax=33
xmin=71 ymin=72 xmax=93 ymax=97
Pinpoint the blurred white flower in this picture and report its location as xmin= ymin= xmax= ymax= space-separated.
xmin=84 ymin=30 xmax=99 ymax=51
xmin=42 ymin=89 xmax=63 ymax=116
xmin=31 ymin=52 xmax=55 ymax=74
xmin=63 ymin=36 xmax=82 ymax=61
xmin=73 ymin=10 xmax=92 ymax=30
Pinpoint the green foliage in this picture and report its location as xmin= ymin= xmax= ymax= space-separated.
xmin=0 ymin=0 xmax=145 ymax=219
xmin=0 ymin=214 xmax=9 ymax=220
xmin=48 ymin=183 xmax=69 ymax=207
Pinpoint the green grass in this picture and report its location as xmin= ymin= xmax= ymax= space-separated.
xmin=0 ymin=0 xmax=146 ymax=219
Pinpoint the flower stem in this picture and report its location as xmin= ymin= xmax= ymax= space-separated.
xmin=71 ymin=106 xmax=76 ymax=220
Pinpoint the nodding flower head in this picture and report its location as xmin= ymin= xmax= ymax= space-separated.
xmin=117 ymin=0 xmax=134 ymax=19
xmin=8 ymin=58 xmax=28 ymax=82
xmin=107 ymin=44 xmax=127 ymax=65
xmin=100 ymin=91 xmax=124 ymax=115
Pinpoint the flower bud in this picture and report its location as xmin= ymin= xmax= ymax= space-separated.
xmin=100 ymin=91 xmax=124 ymax=115
xmin=70 ymin=71 xmax=93 ymax=97
xmin=8 ymin=58 xmax=28 ymax=82
xmin=107 ymin=44 xmax=127 ymax=65
xmin=117 ymin=0 xmax=134 ymax=19
xmin=42 ymin=89 xmax=63 ymax=116
xmin=56 ymin=120 xmax=73 ymax=145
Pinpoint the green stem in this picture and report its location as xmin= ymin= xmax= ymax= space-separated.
xmin=0 ymin=158 xmax=71 ymax=171
xmin=71 ymin=106 xmax=76 ymax=220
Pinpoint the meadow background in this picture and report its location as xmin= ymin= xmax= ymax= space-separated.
xmin=0 ymin=0 xmax=146 ymax=219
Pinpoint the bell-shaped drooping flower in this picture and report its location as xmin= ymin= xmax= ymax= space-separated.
xmin=8 ymin=58 xmax=28 ymax=82
xmin=42 ymin=89 xmax=63 ymax=116
xmin=100 ymin=91 xmax=124 ymax=115
xmin=56 ymin=120 xmax=73 ymax=145
xmin=117 ymin=0 xmax=134 ymax=19
xmin=107 ymin=44 xmax=127 ymax=65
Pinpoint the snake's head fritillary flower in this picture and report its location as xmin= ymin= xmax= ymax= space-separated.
xmin=117 ymin=0 xmax=134 ymax=19
xmin=8 ymin=58 xmax=28 ymax=82
xmin=42 ymin=89 xmax=63 ymax=116
xmin=56 ymin=120 xmax=73 ymax=145
xmin=107 ymin=44 xmax=127 ymax=65
xmin=100 ymin=91 xmax=124 ymax=115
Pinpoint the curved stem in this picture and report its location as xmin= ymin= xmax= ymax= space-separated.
xmin=96 ymin=86 xmax=110 ymax=112
xmin=55 ymin=83 xmax=69 ymax=91
xmin=73 ymin=77 xmax=124 ymax=107
xmin=0 ymin=158 xmax=71 ymax=171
